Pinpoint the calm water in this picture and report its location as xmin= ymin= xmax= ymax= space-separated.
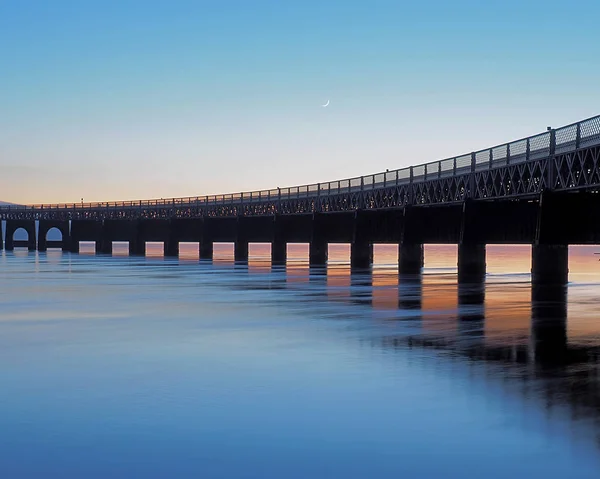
xmin=1 ymin=243 xmax=600 ymax=478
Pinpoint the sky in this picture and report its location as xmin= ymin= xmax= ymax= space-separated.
xmin=1 ymin=0 xmax=599 ymax=204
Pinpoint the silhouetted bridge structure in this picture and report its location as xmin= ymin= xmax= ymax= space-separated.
xmin=2 ymin=114 xmax=600 ymax=284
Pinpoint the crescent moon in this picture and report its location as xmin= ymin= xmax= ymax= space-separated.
xmin=322 ymin=100 xmax=330 ymax=107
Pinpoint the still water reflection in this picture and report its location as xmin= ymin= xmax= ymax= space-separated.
xmin=0 ymin=244 xmax=600 ymax=478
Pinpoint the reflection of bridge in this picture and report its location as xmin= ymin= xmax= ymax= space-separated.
xmin=190 ymin=263 xmax=600 ymax=445
xmin=1 ymin=115 xmax=600 ymax=284
xmin=246 ymin=266 xmax=600 ymax=446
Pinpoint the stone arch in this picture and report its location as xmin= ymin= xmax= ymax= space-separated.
xmin=45 ymin=227 xmax=64 ymax=241
xmin=4 ymin=220 xmax=36 ymax=251
xmin=38 ymin=220 xmax=70 ymax=252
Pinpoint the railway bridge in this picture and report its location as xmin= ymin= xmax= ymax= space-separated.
xmin=2 ymin=114 xmax=600 ymax=285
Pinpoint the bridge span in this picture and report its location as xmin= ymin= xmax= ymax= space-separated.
xmin=2 ymin=114 xmax=600 ymax=284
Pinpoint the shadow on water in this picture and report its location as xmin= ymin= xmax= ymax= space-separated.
xmin=211 ymin=259 xmax=600 ymax=450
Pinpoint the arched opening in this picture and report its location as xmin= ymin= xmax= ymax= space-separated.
xmin=12 ymin=227 xmax=29 ymax=248
xmin=13 ymin=227 xmax=28 ymax=241
xmin=45 ymin=227 xmax=63 ymax=241
xmin=42 ymin=226 xmax=65 ymax=251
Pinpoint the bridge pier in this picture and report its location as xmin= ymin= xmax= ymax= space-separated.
xmin=200 ymin=241 xmax=213 ymax=260
xmin=98 ymin=237 xmax=112 ymax=255
xmin=38 ymin=220 xmax=71 ymax=252
xmin=309 ymin=239 xmax=327 ymax=266
xmin=234 ymin=240 xmax=248 ymax=262
xmin=457 ymin=243 xmax=486 ymax=283
xmin=272 ymin=240 xmax=287 ymax=264
xmin=5 ymin=220 xmax=36 ymax=251
xmin=164 ymin=240 xmax=179 ymax=257
xmin=351 ymin=212 xmax=373 ymax=269
xmin=70 ymin=220 xmax=101 ymax=254
xmin=398 ymin=243 xmax=423 ymax=275
xmin=162 ymin=220 xmax=180 ymax=257
xmin=234 ymin=220 xmax=249 ymax=262
xmin=531 ymin=244 xmax=569 ymax=285
xmin=129 ymin=238 xmax=146 ymax=256
xmin=272 ymin=217 xmax=287 ymax=264
xmin=350 ymin=241 xmax=373 ymax=269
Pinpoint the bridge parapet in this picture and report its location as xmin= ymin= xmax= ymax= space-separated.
xmin=1 ymin=115 xmax=599 ymax=221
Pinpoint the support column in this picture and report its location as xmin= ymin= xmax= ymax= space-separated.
xmin=350 ymin=241 xmax=373 ymax=269
xmin=399 ymin=243 xmax=423 ymax=275
xmin=164 ymin=240 xmax=179 ymax=257
xmin=309 ymin=239 xmax=327 ymax=266
xmin=164 ymin=220 xmax=180 ymax=257
xmin=38 ymin=236 xmax=47 ymax=252
xmin=61 ymin=234 xmax=71 ymax=252
xmin=272 ymin=216 xmax=287 ymax=265
xmin=272 ymin=240 xmax=287 ymax=264
xmin=97 ymin=226 xmax=112 ymax=254
xmin=531 ymin=244 xmax=568 ymax=285
xmin=457 ymin=243 xmax=486 ymax=283
xmin=28 ymin=230 xmax=36 ymax=251
xmin=234 ymin=240 xmax=248 ymax=262
xmin=128 ymin=221 xmax=143 ymax=256
xmin=200 ymin=241 xmax=213 ymax=260
xmin=310 ymin=214 xmax=328 ymax=266
xmin=98 ymin=239 xmax=112 ymax=254
xmin=200 ymin=218 xmax=213 ymax=260
xmin=351 ymin=211 xmax=373 ymax=269
xmin=129 ymin=240 xmax=146 ymax=256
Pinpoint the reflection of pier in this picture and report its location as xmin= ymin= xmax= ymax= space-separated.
xmin=177 ymin=260 xmax=600 ymax=445
xmin=377 ymin=282 xmax=600 ymax=447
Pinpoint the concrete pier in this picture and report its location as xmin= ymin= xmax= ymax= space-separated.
xmin=350 ymin=240 xmax=373 ymax=269
xmin=200 ymin=241 xmax=213 ymax=260
xmin=531 ymin=244 xmax=569 ymax=285
xmin=457 ymin=243 xmax=486 ymax=283
xmin=234 ymin=240 xmax=249 ymax=262
xmin=309 ymin=239 xmax=328 ymax=266
xmin=398 ymin=243 xmax=423 ymax=275
xmin=271 ymin=240 xmax=287 ymax=264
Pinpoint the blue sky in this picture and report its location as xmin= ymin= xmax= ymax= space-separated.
xmin=1 ymin=0 xmax=599 ymax=203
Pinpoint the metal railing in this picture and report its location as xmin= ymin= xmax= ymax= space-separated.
xmin=2 ymin=115 xmax=600 ymax=212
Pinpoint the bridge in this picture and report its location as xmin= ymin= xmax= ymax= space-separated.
xmin=2 ymin=114 xmax=600 ymax=284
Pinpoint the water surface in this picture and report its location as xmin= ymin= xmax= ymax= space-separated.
xmin=1 ymin=244 xmax=600 ymax=478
